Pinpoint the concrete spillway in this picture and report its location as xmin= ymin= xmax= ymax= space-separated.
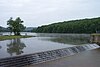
xmin=0 ymin=44 xmax=99 ymax=67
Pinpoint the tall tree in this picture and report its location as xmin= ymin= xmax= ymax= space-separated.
xmin=7 ymin=17 xmax=25 ymax=35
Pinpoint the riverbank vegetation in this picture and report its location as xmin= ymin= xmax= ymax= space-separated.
xmin=0 ymin=35 xmax=33 ymax=41
xmin=36 ymin=17 xmax=100 ymax=33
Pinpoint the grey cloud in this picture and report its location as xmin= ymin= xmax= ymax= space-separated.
xmin=0 ymin=0 xmax=100 ymax=27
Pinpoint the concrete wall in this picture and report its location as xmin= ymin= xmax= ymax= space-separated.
xmin=90 ymin=35 xmax=100 ymax=44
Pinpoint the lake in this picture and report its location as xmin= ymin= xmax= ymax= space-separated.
xmin=0 ymin=32 xmax=93 ymax=58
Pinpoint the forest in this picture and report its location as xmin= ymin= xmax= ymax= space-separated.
xmin=36 ymin=17 xmax=100 ymax=33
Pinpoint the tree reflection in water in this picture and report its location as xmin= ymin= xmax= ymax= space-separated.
xmin=0 ymin=46 xmax=1 ymax=49
xmin=7 ymin=38 xmax=26 ymax=56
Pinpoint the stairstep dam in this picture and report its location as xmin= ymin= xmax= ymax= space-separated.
xmin=0 ymin=44 xmax=99 ymax=67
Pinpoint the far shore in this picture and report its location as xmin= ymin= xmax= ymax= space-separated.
xmin=0 ymin=35 xmax=33 ymax=41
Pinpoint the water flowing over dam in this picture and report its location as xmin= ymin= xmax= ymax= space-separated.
xmin=0 ymin=44 xmax=99 ymax=67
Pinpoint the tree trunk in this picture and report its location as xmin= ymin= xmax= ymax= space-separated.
xmin=14 ymin=31 xmax=16 ymax=35
xmin=16 ymin=32 xmax=20 ymax=35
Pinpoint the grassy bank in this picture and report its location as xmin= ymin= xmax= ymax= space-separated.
xmin=91 ymin=33 xmax=100 ymax=36
xmin=0 ymin=35 xmax=33 ymax=41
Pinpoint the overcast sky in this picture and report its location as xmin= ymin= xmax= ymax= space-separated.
xmin=0 ymin=0 xmax=100 ymax=27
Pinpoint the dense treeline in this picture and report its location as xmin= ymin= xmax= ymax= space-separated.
xmin=36 ymin=17 xmax=100 ymax=33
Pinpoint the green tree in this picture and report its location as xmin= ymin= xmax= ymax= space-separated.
xmin=7 ymin=17 xmax=25 ymax=35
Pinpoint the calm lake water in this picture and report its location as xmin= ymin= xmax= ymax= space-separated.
xmin=0 ymin=32 xmax=92 ymax=58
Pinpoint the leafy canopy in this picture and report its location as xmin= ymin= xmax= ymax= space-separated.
xmin=7 ymin=17 xmax=25 ymax=35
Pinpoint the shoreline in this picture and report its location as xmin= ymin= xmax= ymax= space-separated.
xmin=0 ymin=35 xmax=33 ymax=41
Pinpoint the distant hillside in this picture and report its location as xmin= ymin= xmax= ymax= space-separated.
xmin=24 ymin=27 xmax=37 ymax=32
xmin=0 ymin=26 xmax=9 ymax=32
xmin=36 ymin=17 xmax=100 ymax=33
xmin=0 ymin=26 xmax=36 ymax=32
